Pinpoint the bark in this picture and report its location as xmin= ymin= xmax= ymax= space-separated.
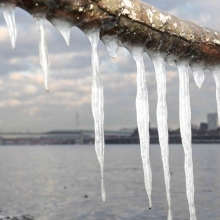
xmin=2 ymin=0 xmax=220 ymax=69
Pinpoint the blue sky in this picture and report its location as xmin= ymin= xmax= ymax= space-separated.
xmin=0 ymin=0 xmax=219 ymax=132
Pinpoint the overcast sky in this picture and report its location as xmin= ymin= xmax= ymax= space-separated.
xmin=0 ymin=0 xmax=219 ymax=133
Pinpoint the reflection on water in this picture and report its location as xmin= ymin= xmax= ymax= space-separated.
xmin=0 ymin=144 xmax=219 ymax=220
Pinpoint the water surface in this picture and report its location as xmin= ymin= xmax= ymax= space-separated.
xmin=0 ymin=144 xmax=219 ymax=220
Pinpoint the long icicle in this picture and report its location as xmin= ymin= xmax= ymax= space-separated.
xmin=35 ymin=15 xmax=50 ymax=92
xmin=0 ymin=2 xmax=17 ymax=49
xmin=87 ymin=29 xmax=106 ymax=202
xmin=151 ymin=53 xmax=172 ymax=220
xmin=132 ymin=47 xmax=152 ymax=209
xmin=212 ymin=69 xmax=220 ymax=125
xmin=177 ymin=62 xmax=197 ymax=220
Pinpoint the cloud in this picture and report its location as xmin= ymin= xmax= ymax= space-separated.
xmin=23 ymin=85 xmax=38 ymax=94
xmin=24 ymin=106 xmax=40 ymax=116
xmin=0 ymin=27 xmax=9 ymax=42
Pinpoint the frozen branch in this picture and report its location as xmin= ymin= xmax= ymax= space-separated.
xmin=3 ymin=0 xmax=219 ymax=69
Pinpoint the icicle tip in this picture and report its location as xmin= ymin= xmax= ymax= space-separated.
xmin=101 ymin=185 xmax=106 ymax=202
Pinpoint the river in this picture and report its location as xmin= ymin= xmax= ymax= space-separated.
xmin=0 ymin=144 xmax=219 ymax=220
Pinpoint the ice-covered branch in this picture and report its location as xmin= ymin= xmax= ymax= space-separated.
xmin=2 ymin=0 xmax=220 ymax=69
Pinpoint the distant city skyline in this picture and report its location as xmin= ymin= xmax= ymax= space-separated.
xmin=0 ymin=111 xmax=218 ymax=134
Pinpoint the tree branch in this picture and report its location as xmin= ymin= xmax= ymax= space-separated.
xmin=2 ymin=0 xmax=220 ymax=69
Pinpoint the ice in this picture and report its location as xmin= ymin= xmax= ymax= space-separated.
xmin=102 ymin=35 xmax=119 ymax=58
xmin=177 ymin=62 xmax=197 ymax=220
xmin=212 ymin=68 xmax=220 ymax=125
xmin=150 ymin=52 xmax=172 ymax=220
xmin=50 ymin=18 xmax=71 ymax=46
xmin=191 ymin=65 xmax=205 ymax=89
xmin=87 ymin=29 xmax=106 ymax=202
xmin=0 ymin=2 xmax=17 ymax=49
xmin=164 ymin=55 xmax=176 ymax=67
xmin=35 ymin=15 xmax=50 ymax=92
xmin=131 ymin=47 xmax=152 ymax=209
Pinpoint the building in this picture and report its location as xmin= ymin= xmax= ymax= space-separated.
xmin=207 ymin=113 xmax=218 ymax=130
xmin=200 ymin=122 xmax=208 ymax=131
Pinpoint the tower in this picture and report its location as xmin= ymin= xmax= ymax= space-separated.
xmin=76 ymin=112 xmax=80 ymax=131
xmin=207 ymin=113 xmax=218 ymax=130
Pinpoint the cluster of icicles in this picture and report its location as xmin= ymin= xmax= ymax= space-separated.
xmin=2 ymin=2 xmax=220 ymax=220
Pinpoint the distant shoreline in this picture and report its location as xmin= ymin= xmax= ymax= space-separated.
xmin=0 ymin=129 xmax=220 ymax=145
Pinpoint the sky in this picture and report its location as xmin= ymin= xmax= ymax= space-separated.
xmin=0 ymin=0 xmax=219 ymax=133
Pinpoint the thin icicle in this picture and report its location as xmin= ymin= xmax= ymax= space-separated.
xmin=191 ymin=65 xmax=205 ymax=89
xmin=35 ymin=15 xmax=50 ymax=92
xmin=102 ymin=35 xmax=119 ymax=58
xmin=177 ymin=62 xmax=197 ymax=220
xmin=212 ymin=68 xmax=220 ymax=125
xmin=150 ymin=53 xmax=172 ymax=220
xmin=87 ymin=29 xmax=106 ymax=202
xmin=50 ymin=18 xmax=71 ymax=46
xmin=0 ymin=2 xmax=17 ymax=49
xmin=132 ymin=47 xmax=152 ymax=209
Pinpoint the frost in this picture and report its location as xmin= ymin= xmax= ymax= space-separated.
xmin=0 ymin=2 xmax=17 ymax=49
xmin=159 ymin=13 xmax=171 ymax=24
xmin=212 ymin=68 xmax=220 ymax=125
xmin=121 ymin=0 xmax=138 ymax=19
xmin=35 ymin=15 xmax=50 ymax=92
xmin=150 ymin=52 xmax=172 ymax=220
xmin=146 ymin=9 xmax=154 ymax=24
xmin=102 ymin=35 xmax=119 ymax=58
xmin=177 ymin=62 xmax=197 ymax=220
xmin=50 ymin=18 xmax=71 ymax=46
xmin=87 ymin=29 xmax=106 ymax=202
xmin=131 ymin=47 xmax=152 ymax=209
xmin=122 ymin=0 xmax=133 ymax=8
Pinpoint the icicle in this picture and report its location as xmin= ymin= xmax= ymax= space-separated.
xmin=0 ymin=2 xmax=17 ymax=49
xmin=150 ymin=52 xmax=172 ymax=220
xmin=177 ymin=62 xmax=197 ymax=220
xmin=131 ymin=47 xmax=152 ymax=209
xmin=165 ymin=55 xmax=176 ymax=67
xmin=102 ymin=35 xmax=119 ymax=58
xmin=212 ymin=68 xmax=220 ymax=125
xmin=191 ymin=65 xmax=205 ymax=89
xmin=87 ymin=29 xmax=106 ymax=202
xmin=35 ymin=15 xmax=50 ymax=92
xmin=50 ymin=18 xmax=71 ymax=46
